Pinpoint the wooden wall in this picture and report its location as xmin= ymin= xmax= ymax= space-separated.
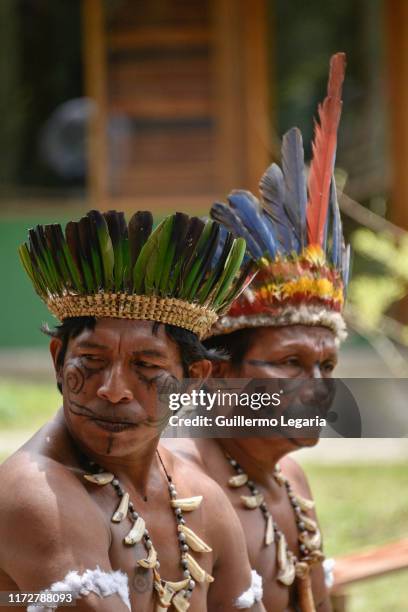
xmin=82 ymin=0 xmax=271 ymax=213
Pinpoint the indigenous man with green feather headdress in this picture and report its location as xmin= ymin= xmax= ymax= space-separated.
xmin=166 ymin=53 xmax=349 ymax=612
xmin=0 ymin=210 xmax=266 ymax=612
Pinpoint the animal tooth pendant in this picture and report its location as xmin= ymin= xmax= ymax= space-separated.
xmin=178 ymin=524 xmax=212 ymax=553
xmin=170 ymin=496 xmax=203 ymax=511
xmin=277 ymin=536 xmax=296 ymax=586
xmin=138 ymin=544 xmax=158 ymax=568
xmin=111 ymin=492 xmax=129 ymax=523
xmin=155 ymin=581 xmax=174 ymax=611
xmin=295 ymin=494 xmax=315 ymax=512
xmin=83 ymin=472 xmax=114 ymax=485
xmin=124 ymin=516 xmax=146 ymax=545
xmin=299 ymin=513 xmax=318 ymax=533
xmin=299 ymin=529 xmax=322 ymax=551
xmin=164 ymin=578 xmax=191 ymax=592
xmin=265 ymin=514 xmax=274 ymax=545
xmin=273 ymin=468 xmax=286 ymax=486
xmin=228 ymin=473 xmax=248 ymax=488
xmin=277 ymin=532 xmax=289 ymax=570
xmin=241 ymin=493 xmax=264 ymax=509
xmin=277 ymin=556 xmax=296 ymax=586
xmin=184 ymin=553 xmax=214 ymax=583
xmin=172 ymin=591 xmax=191 ymax=612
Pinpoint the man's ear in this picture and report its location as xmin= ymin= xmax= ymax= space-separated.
xmin=210 ymin=359 xmax=232 ymax=378
xmin=188 ymin=359 xmax=212 ymax=381
xmin=49 ymin=338 xmax=63 ymax=387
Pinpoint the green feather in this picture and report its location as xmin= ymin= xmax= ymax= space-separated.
xmin=173 ymin=218 xmax=205 ymax=294
xmin=158 ymin=241 xmax=176 ymax=296
xmin=158 ymin=213 xmax=189 ymax=295
xmin=104 ymin=211 xmax=128 ymax=292
xmin=197 ymin=233 xmax=234 ymax=304
xmin=185 ymin=224 xmax=220 ymax=301
xmin=52 ymin=224 xmax=83 ymax=293
xmin=18 ymin=243 xmax=44 ymax=295
xmin=221 ymin=260 xmax=258 ymax=309
xmin=87 ymin=211 xmax=114 ymax=290
xmin=36 ymin=226 xmax=62 ymax=293
xmin=29 ymin=229 xmax=57 ymax=294
xmin=213 ymin=237 xmax=247 ymax=308
xmin=144 ymin=216 xmax=174 ymax=295
xmin=66 ymin=222 xmax=94 ymax=293
xmin=180 ymin=221 xmax=215 ymax=300
xmin=133 ymin=219 xmax=166 ymax=294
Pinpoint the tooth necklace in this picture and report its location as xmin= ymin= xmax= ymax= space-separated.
xmin=226 ymin=455 xmax=324 ymax=593
xmin=83 ymin=451 xmax=213 ymax=611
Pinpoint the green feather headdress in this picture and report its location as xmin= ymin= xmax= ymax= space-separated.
xmin=18 ymin=210 xmax=255 ymax=339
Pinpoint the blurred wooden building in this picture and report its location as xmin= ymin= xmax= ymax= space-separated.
xmin=82 ymin=0 xmax=271 ymax=213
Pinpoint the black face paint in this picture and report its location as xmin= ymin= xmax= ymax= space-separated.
xmin=106 ymin=435 xmax=114 ymax=454
xmin=64 ymin=357 xmax=103 ymax=395
xmin=65 ymin=364 xmax=86 ymax=395
xmin=136 ymin=371 xmax=162 ymax=389
xmin=66 ymin=399 xmax=97 ymax=418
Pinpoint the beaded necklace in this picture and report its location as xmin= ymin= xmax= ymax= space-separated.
xmin=83 ymin=451 xmax=213 ymax=611
xmin=226 ymin=455 xmax=324 ymax=587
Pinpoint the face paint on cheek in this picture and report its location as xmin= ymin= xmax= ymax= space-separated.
xmin=141 ymin=372 xmax=182 ymax=430
xmin=63 ymin=357 xmax=102 ymax=395
xmin=64 ymin=363 xmax=86 ymax=395
xmin=135 ymin=370 xmax=161 ymax=389
xmin=66 ymin=399 xmax=95 ymax=418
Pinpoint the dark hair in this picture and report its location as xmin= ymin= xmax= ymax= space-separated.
xmin=203 ymin=327 xmax=258 ymax=366
xmin=43 ymin=317 xmax=221 ymax=392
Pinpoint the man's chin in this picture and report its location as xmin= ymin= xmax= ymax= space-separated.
xmin=287 ymin=435 xmax=320 ymax=449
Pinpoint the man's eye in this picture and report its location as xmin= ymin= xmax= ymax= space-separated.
xmin=134 ymin=361 xmax=159 ymax=369
xmin=81 ymin=355 xmax=104 ymax=365
xmin=283 ymin=358 xmax=300 ymax=367
xmin=322 ymin=362 xmax=335 ymax=373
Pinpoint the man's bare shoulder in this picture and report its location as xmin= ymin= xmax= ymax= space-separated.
xmin=0 ymin=449 xmax=82 ymax=504
xmin=0 ymin=450 xmax=109 ymax=560
xmin=169 ymin=449 xmax=243 ymax=531
xmin=279 ymin=455 xmax=314 ymax=499
xmin=161 ymin=438 xmax=205 ymax=470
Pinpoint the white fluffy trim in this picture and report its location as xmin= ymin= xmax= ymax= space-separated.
xmin=213 ymin=305 xmax=347 ymax=345
xmin=323 ymin=557 xmax=335 ymax=589
xmin=235 ymin=570 xmax=263 ymax=609
xmin=27 ymin=567 xmax=131 ymax=611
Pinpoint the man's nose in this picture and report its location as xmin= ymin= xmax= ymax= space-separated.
xmin=97 ymin=365 xmax=133 ymax=404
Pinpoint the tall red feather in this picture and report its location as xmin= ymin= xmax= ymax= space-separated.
xmin=306 ymin=52 xmax=346 ymax=246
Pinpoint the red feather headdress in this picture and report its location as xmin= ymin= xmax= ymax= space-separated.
xmin=209 ymin=53 xmax=349 ymax=343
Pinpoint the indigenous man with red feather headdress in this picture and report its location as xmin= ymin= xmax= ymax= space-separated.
xmin=166 ymin=52 xmax=349 ymax=612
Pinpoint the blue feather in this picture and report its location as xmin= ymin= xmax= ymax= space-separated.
xmin=281 ymin=128 xmax=307 ymax=249
xmin=341 ymin=243 xmax=351 ymax=295
xmin=329 ymin=177 xmax=342 ymax=267
xmin=259 ymin=163 xmax=295 ymax=251
xmin=210 ymin=202 xmax=264 ymax=260
xmin=227 ymin=190 xmax=278 ymax=258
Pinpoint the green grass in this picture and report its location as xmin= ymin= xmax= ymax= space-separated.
xmin=0 ymin=378 xmax=59 ymax=429
xmin=0 ymin=379 xmax=406 ymax=610
xmin=305 ymin=463 xmax=408 ymax=611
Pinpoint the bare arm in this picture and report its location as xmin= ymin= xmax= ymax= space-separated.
xmin=207 ymin=484 xmax=266 ymax=611
xmin=0 ymin=458 xmax=130 ymax=611
xmin=280 ymin=456 xmax=332 ymax=612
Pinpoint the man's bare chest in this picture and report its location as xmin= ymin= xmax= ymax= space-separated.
xmin=231 ymin=500 xmax=300 ymax=611
xmin=88 ymin=487 xmax=212 ymax=611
